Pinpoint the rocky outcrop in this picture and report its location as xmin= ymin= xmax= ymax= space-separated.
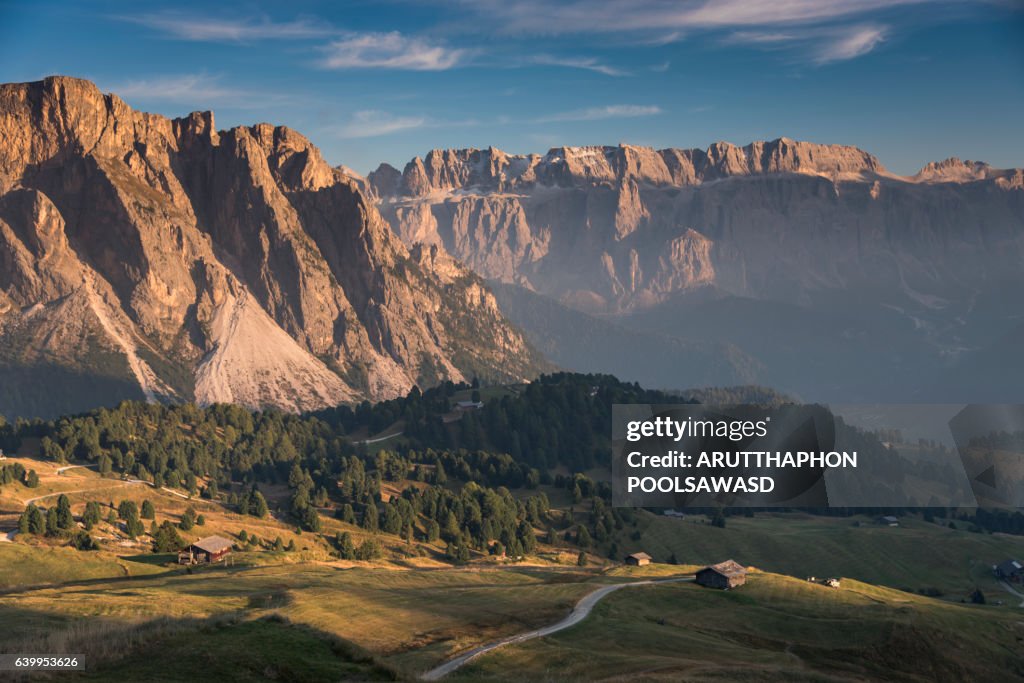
xmin=0 ymin=76 xmax=547 ymax=417
xmin=374 ymin=140 xmax=1023 ymax=314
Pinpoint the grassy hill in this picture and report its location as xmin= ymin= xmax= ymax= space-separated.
xmin=453 ymin=571 xmax=1024 ymax=682
xmin=633 ymin=511 xmax=1024 ymax=599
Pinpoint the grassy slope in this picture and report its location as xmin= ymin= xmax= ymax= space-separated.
xmin=0 ymin=562 xmax=605 ymax=678
xmin=454 ymin=572 xmax=1024 ymax=682
xmin=82 ymin=616 xmax=397 ymax=682
xmin=636 ymin=511 xmax=1024 ymax=598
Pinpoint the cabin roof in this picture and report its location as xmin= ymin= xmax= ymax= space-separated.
xmin=627 ymin=552 xmax=652 ymax=561
xmin=191 ymin=536 xmax=233 ymax=553
xmin=700 ymin=559 xmax=746 ymax=577
xmin=997 ymin=559 xmax=1023 ymax=574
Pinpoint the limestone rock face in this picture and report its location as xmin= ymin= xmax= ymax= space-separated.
xmin=0 ymin=76 xmax=546 ymax=417
xmin=373 ymin=139 xmax=1023 ymax=315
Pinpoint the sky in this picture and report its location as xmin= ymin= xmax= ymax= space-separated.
xmin=0 ymin=0 xmax=1022 ymax=175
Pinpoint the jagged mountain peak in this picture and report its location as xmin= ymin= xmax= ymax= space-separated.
xmin=371 ymin=137 xmax=894 ymax=199
xmin=0 ymin=76 xmax=548 ymax=418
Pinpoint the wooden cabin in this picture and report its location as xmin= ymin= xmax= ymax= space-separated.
xmin=624 ymin=552 xmax=652 ymax=566
xmin=178 ymin=536 xmax=233 ymax=565
xmin=696 ymin=560 xmax=747 ymax=589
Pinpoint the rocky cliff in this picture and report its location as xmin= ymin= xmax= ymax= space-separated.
xmin=0 ymin=76 xmax=547 ymax=417
xmin=372 ymin=141 xmax=1024 ymax=401
xmin=371 ymin=140 xmax=1024 ymax=315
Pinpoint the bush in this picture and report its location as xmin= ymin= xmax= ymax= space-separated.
xmin=152 ymin=521 xmax=184 ymax=553
xmin=70 ymin=531 xmax=99 ymax=551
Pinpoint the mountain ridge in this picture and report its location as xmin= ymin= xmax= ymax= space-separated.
xmin=0 ymin=76 xmax=549 ymax=417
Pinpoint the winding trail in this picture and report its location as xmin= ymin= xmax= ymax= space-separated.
xmin=999 ymin=580 xmax=1024 ymax=607
xmin=420 ymin=576 xmax=693 ymax=681
xmin=56 ymin=463 xmax=99 ymax=475
xmin=24 ymin=480 xmax=147 ymax=506
xmin=356 ymin=431 xmax=404 ymax=445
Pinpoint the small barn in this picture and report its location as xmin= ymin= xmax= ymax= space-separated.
xmin=455 ymin=400 xmax=484 ymax=411
xmin=625 ymin=552 xmax=652 ymax=566
xmin=178 ymin=536 xmax=233 ymax=565
xmin=875 ymin=515 xmax=899 ymax=527
xmin=696 ymin=560 xmax=747 ymax=589
xmin=995 ymin=559 xmax=1023 ymax=582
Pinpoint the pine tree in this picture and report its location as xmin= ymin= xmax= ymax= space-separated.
xmin=179 ymin=507 xmax=195 ymax=530
xmin=336 ymin=532 xmax=356 ymax=559
xmin=356 ymin=538 xmax=381 ymax=560
xmin=118 ymin=500 xmax=138 ymax=522
xmin=196 ymin=514 xmax=206 ymax=526
xmin=56 ymin=494 xmax=74 ymax=530
xmin=17 ymin=506 xmax=32 ymax=534
xmin=83 ymin=501 xmax=101 ymax=529
xmin=251 ymin=490 xmax=269 ymax=518
xmin=341 ymin=503 xmax=356 ymax=524
xmin=303 ymin=506 xmax=321 ymax=532
xmin=140 ymin=499 xmax=155 ymax=520
xmin=28 ymin=505 xmax=45 ymax=535
xmin=362 ymin=504 xmax=379 ymax=532
xmin=273 ymin=536 xmax=284 ymax=552
xmin=24 ymin=470 xmax=39 ymax=488
xmin=152 ymin=521 xmax=184 ymax=552
xmin=577 ymin=551 xmax=587 ymax=567
xmin=45 ymin=507 xmax=60 ymax=536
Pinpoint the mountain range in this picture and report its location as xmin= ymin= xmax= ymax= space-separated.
xmin=2 ymin=76 xmax=1021 ymax=417
xmin=365 ymin=142 xmax=1024 ymax=402
xmin=0 ymin=76 xmax=547 ymax=418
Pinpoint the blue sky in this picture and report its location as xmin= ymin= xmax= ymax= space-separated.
xmin=1 ymin=0 xmax=1022 ymax=175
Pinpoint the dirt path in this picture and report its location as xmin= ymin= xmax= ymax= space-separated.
xmin=24 ymin=479 xmax=146 ymax=506
xmin=999 ymin=580 xmax=1024 ymax=607
xmin=55 ymin=463 xmax=99 ymax=475
xmin=420 ymin=576 xmax=693 ymax=681
xmin=356 ymin=431 xmax=404 ymax=445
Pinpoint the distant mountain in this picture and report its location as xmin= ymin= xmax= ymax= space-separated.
xmin=372 ymin=142 xmax=1024 ymax=402
xmin=0 ymin=77 xmax=549 ymax=418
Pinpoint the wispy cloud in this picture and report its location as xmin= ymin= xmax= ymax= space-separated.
xmin=815 ymin=25 xmax=887 ymax=63
xmin=462 ymin=0 xmax=936 ymax=34
xmin=105 ymin=73 xmax=246 ymax=104
xmin=337 ymin=110 xmax=427 ymax=138
xmin=117 ymin=13 xmax=332 ymax=41
xmin=536 ymin=104 xmax=663 ymax=123
xmin=531 ymin=55 xmax=628 ymax=76
xmin=320 ymin=32 xmax=467 ymax=70
xmin=726 ymin=23 xmax=888 ymax=63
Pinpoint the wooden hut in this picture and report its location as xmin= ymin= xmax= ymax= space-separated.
xmin=178 ymin=536 xmax=233 ymax=565
xmin=695 ymin=560 xmax=747 ymax=589
xmin=624 ymin=552 xmax=652 ymax=566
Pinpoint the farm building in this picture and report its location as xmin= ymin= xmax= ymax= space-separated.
xmin=625 ymin=552 xmax=652 ymax=566
xmin=455 ymin=400 xmax=484 ymax=411
xmin=875 ymin=515 xmax=899 ymax=526
xmin=696 ymin=560 xmax=747 ymax=589
xmin=178 ymin=536 xmax=233 ymax=565
xmin=995 ymin=559 xmax=1023 ymax=581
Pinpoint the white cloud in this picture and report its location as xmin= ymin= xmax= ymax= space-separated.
xmin=816 ymin=25 xmax=887 ymax=63
xmin=106 ymin=73 xmax=245 ymax=104
xmin=536 ymin=105 xmax=663 ymax=123
xmin=338 ymin=110 xmax=426 ymax=138
xmin=461 ymin=0 xmax=938 ymax=34
xmin=118 ymin=14 xmax=332 ymax=41
xmin=531 ymin=55 xmax=627 ymax=76
xmin=320 ymin=32 xmax=467 ymax=71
